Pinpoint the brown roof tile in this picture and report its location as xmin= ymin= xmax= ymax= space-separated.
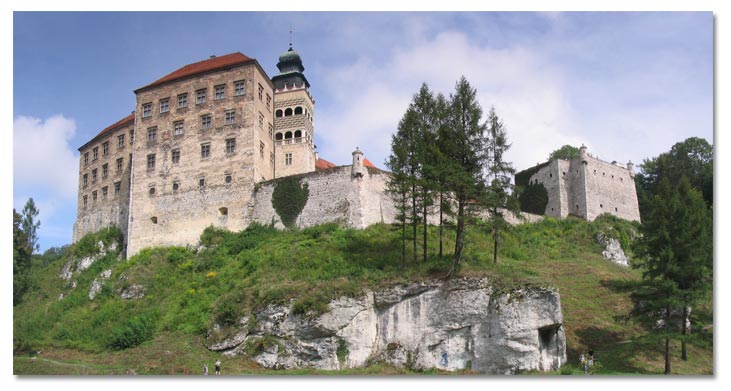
xmin=315 ymin=157 xmax=337 ymax=170
xmin=136 ymin=52 xmax=255 ymax=92
xmin=78 ymin=112 xmax=135 ymax=151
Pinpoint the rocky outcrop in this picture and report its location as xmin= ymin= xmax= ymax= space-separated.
xmin=206 ymin=278 xmax=566 ymax=374
xmin=597 ymin=233 xmax=629 ymax=266
xmin=88 ymin=269 xmax=112 ymax=300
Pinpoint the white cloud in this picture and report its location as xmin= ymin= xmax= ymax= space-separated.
xmin=13 ymin=114 xmax=79 ymax=199
xmin=315 ymin=30 xmax=583 ymax=171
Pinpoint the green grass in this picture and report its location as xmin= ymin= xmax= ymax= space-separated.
xmin=13 ymin=216 xmax=713 ymax=375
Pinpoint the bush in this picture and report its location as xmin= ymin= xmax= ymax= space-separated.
xmin=271 ymin=177 xmax=309 ymax=228
xmin=107 ymin=313 xmax=157 ymax=350
xmin=518 ymin=182 xmax=549 ymax=215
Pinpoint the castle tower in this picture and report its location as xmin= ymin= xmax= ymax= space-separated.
xmin=352 ymin=147 xmax=364 ymax=177
xmin=627 ymin=160 xmax=635 ymax=177
xmin=272 ymin=44 xmax=316 ymax=178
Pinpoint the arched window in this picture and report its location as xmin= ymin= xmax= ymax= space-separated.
xmin=294 ymin=106 xmax=303 ymax=115
xmin=275 ymin=132 xmax=283 ymax=140
xmin=285 ymin=131 xmax=293 ymax=139
xmin=275 ymin=109 xmax=283 ymax=117
xmin=285 ymin=108 xmax=293 ymax=116
xmin=294 ymin=130 xmax=302 ymax=138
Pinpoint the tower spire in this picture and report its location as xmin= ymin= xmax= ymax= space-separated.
xmin=289 ymin=25 xmax=294 ymax=49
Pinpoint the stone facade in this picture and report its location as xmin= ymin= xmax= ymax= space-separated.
xmin=73 ymin=114 xmax=135 ymax=242
xmin=517 ymin=145 xmax=641 ymax=222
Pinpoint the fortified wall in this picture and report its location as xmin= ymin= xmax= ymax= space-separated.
xmin=517 ymin=145 xmax=640 ymax=222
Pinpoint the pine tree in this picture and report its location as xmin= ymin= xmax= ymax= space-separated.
xmin=632 ymin=176 xmax=712 ymax=372
xmin=21 ymin=198 xmax=41 ymax=254
xmin=483 ymin=107 xmax=518 ymax=264
xmin=13 ymin=209 xmax=31 ymax=305
xmin=386 ymin=117 xmax=414 ymax=269
xmin=441 ymin=77 xmax=488 ymax=277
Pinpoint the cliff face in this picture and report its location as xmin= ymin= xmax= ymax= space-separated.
xmin=207 ymin=278 xmax=566 ymax=374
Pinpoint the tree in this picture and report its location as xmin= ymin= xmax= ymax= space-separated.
xmin=386 ymin=119 xmax=413 ymax=268
xmin=632 ymin=176 xmax=712 ymax=371
xmin=518 ymin=182 xmax=549 ymax=215
xmin=636 ymin=137 xmax=713 ymax=216
xmin=441 ymin=77 xmax=488 ymax=277
xmin=21 ymin=198 xmax=41 ymax=254
xmin=548 ymin=144 xmax=580 ymax=161
xmin=13 ymin=209 xmax=32 ymax=305
xmin=483 ymin=107 xmax=518 ymax=264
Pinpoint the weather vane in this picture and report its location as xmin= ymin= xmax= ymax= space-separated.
xmin=289 ymin=25 xmax=294 ymax=48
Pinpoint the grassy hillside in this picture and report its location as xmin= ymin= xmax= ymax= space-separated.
xmin=13 ymin=216 xmax=713 ymax=375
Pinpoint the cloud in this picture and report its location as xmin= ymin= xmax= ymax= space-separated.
xmin=13 ymin=114 xmax=79 ymax=199
xmin=315 ymin=30 xmax=583 ymax=171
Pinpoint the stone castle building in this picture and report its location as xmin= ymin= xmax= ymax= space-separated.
xmin=515 ymin=145 xmax=641 ymax=222
xmin=73 ymin=46 xmax=640 ymax=258
xmin=73 ymin=46 xmax=396 ymax=257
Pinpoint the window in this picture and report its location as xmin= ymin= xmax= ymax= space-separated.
xmin=215 ymin=85 xmax=226 ymax=100
xmin=258 ymin=112 xmax=264 ymax=128
xmin=92 ymin=169 xmax=98 ymax=183
xmin=258 ymin=83 xmax=263 ymax=101
xmin=147 ymin=127 xmax=157 ymax=142
xmin=201 ymin=114 xmax=212 ymax=130
xmin=118 ymin=134 xmax=125 ymax=148
xmin=226 ymin=138 xmax=236 ymax=154
xmin=172 ymin=148 xmax=180 ymax=164
xmin=114 ymin=181 xmax=121 ymax=195
xmin=225 ymin=110 xmax=236 ymax=124
xmin=143 ymin=103 xmax=152 ymax=117
xmin=294 ymin=106 xmax=303 ymax=115
xmin=83 ymin=152 xmax=89 ymax=166
xmin=178 ymin=93 xmax=188 ymax=108
xmin=285 ymin=108 xmax=293 ymax=116
xmin=268 ymin=123 xmax=273 ymax=138
xmin=270 ymin=152 xmax=275 ymax=166
xmin=149 ymin=186 xmax=156 ymax=196
xmin=93 ymin=147 xmax=98 ymax=161
xmin=294 ymin=130 xmax=302 ymax=138
xmin=151 ymin=216 xmax=158 ymax=224
xmin=147 ymin=154 xmax=156 ymax=171
xmin=275 ymin=109 xmax=283 ymax=117
xmin=102 ymin=142 xmax=109 ymax=156
xmin=198 ymin=177 xmax=206 ymax=188
xmin=160 ymin=98 xmax=170 ymax=113
xmin=102 ymin=186 xmax=108 ymax=200
xmin=83 ymin=174 xmax=88 ymax=188
xmin=275 ymin=132 xmax=283 ymax=140
xmin=172 ymin=181 xmax=180 ymax=192
xmin=201 ymin=143 xmax=210 ymax=159
xmin=235 ymin=80 xmax=246 ymax=96
xmin=83 ymin=195 xmax=88 ymax=208
xmin=92 ymin=190 xmax=98 ymax=202
xmin=130 ymin=130 xmax=134 ymax=144
xmin=174 ymin=120 xmax=184 ymax=135
xmin=285 ymin=153 xmax=292 ymax=166
xmin=116 ymin=157 xmax=123 ymax=172
xmin=260 ymin=141 xmax=265 ymax=158
xmin=266 ymin=94 xmax=271 ymax=110
xmin=225 ymin=174 xmax=232 ymax=184
xmin=196 ymin=89 xmax=206 ymax=104
xmin=102 ymin=163 xmax=108 ymax=179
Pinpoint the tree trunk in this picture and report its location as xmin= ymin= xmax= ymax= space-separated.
xmin=439 ymin=192 xmax=443 ymax=258
xmin=664 ymin=303 xmax=671 ymax=375
xmin=423 ymin=193 xmax=428 ymax=264
xmin=412 ymin=184 xmax=417 ymax=264
xmin=401 ymin=192 xmax=406 ymax=269
xmin=493 ymin=227 xmax=498 ymax=264
xmin=681 ymin=306 xmax=688 ymax=361
xmin=448 ymin=200 xmax=466 ymax=278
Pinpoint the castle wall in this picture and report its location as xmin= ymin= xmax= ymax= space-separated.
xmin=581 ymin=156 xmax=640 ymax=222
xmin=247 ymin=166 xmax=397 ymax=229
xmin=127 ymin=62 xmax=275 ymax=257
xmin=73 ymin=120 xmax=134 ymax=243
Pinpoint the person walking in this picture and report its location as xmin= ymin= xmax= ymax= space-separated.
xmin=214 ymin=359 xmax=221 ymax=375
xmin=203 ymin=363 xmax=208 ymax=376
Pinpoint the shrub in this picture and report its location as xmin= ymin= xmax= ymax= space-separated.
xmin=271 ymin=177 xmax=309 ymax=228
xmin=518 ymin=182 xmax=549 ymax=215
xmin=107 ymin=313 xmax=157 ymax=350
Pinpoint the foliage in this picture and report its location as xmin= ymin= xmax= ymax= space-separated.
xmin=515 ymin=161 xmax=549 ymax=188
xmin=548 ymin=145 xmax=580 ymax=161
xmin=271 ymin=177 xmax=310 ymax=228
xmin=636 ymin=137 xmax=713 ymax=216
xmin=518 ymin=182 xmax=549 ymax=215
xmin=21 ymin=198 xmax=41 ymax=254
xmin=13 ymin=208 xmax=32 ymax=305
xmin=631 ymin=176 xmax=712 ymax=372
xmin=107 ymin=313 xmax=158 ymax=350
xmin=337 ymin=339 xmax=349 ymax=364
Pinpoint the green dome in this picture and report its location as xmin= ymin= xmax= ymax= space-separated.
xmin=278 ymin=47 xmax=302 ymax=64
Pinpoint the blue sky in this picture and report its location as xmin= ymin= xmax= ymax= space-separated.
xmin=12 ymin=11 xmax=713 ymax=251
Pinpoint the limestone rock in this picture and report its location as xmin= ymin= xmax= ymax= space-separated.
xmin=118 ymin=284 xmax=146 ymax=300
xmin=597 ymin=233 xmax=629 ymax=267
xmin=207 ymin=278 xmax=566 ymax=374
xmin=89 ymin=269 xmax=112 ymax=300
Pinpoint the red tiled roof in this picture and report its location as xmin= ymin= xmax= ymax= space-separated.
xmin=315 ymin=158 xmax=337 ymax=170
xmin=136 ymin=52 xmax=255 ymax=92
xmin=363 ymin=157 xmax=376 ymax=168
xmin=78 ymin=112 xmax=135 ymax=151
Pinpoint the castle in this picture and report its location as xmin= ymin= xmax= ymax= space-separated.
xmin=73 ymin=46 xmax=640 ymax=258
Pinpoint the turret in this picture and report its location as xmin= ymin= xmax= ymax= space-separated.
xmin=627 ymin=160 xmax=635 ymax=178
xmin=579 ymin=144 xmax=588 ymax=164
xmin=352 ymin=147 xmax=364 ymax=178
